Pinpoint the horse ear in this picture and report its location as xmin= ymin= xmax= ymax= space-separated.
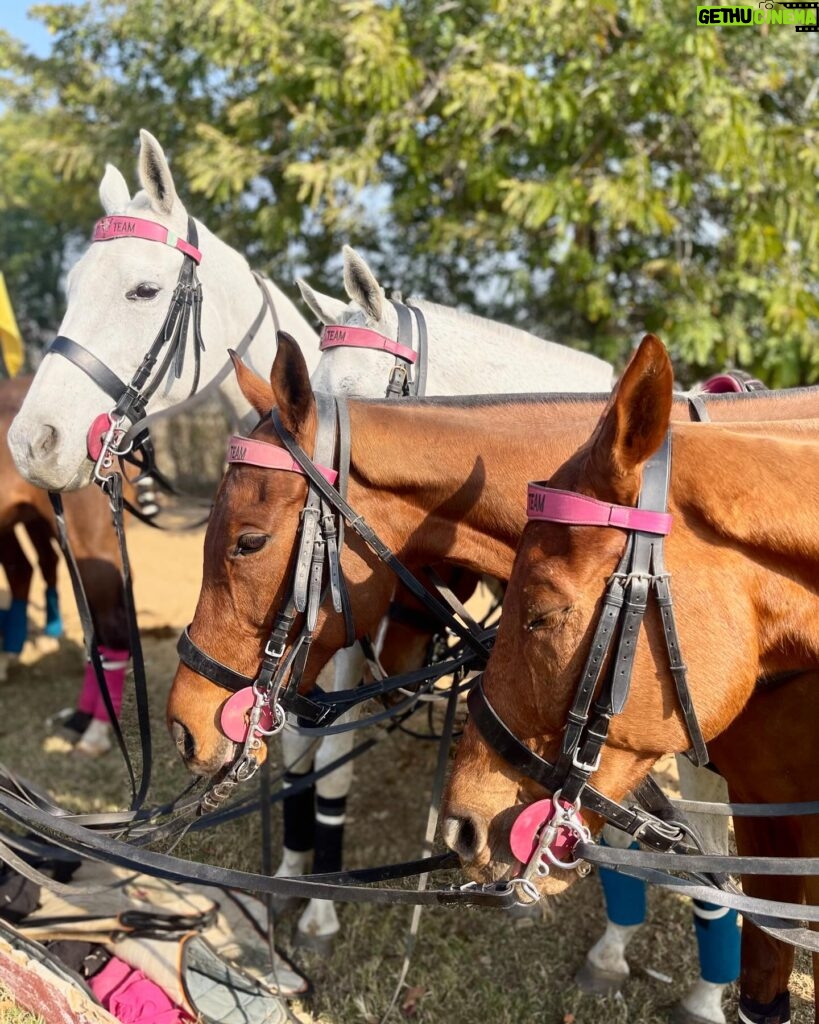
xmin=587 ymin=334 xmax=673 ymax=494
xmin=138 ymin=129 xmax=181 ymax=217
xmin=229 ymin=351 xmax=273 ymax=420
xmin=99 ymin=164 xmax=131 ymax=214
xmin=296 ymin=279 xmax=349 ymax=325
xmin=270 ymin=332 xmax=316 ymax=439
xmin=342 ymin=245 xmax=383 ymax=322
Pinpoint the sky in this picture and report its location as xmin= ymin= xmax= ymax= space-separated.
xmin=0 ymin=1 xmax=80 ymax=57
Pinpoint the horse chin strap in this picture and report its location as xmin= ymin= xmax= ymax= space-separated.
xmin=468 ymin=431 xmax=709 ymax=878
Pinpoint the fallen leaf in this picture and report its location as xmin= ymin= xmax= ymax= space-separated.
xmin=401 ymin=985 xmax=428 ymax=1017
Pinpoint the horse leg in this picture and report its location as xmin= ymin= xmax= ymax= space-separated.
xmin=61 ymin=491 xmax=129 ymax=755
xmin=728 ymin=815 xmax=798 ymax=1024
xmin=577 ymin=760 xmax=739 ymax=1018
xmin=293 ymin=644 xmax=366 ymax=954
xmin=276 ymin=713 xmax=320 ymax=912
xmin=708 ymin=684 xmax=811 ymax=1024
xmin=673 ymin=758 xmax=739 ymax=1024
xmin=576 ymin=821 xmax=646 ymax=994
xmin=0 ymin=530 xmax=32 ymax=679
xmin=23 ymin=519 xmax=62 ymax=637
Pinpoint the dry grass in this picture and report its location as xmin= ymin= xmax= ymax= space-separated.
xmin=0 ymin=523 xmax=815 ymax=1023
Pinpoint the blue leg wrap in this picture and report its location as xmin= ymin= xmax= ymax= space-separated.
xmin=599 ymin=839 xmax=646 ymax=926
xmin=693 ymin=899 xmax=740 ymax=984
xmin=2 ymin=598 xmax=28 ymax=653
xmin=44 ymin=586 xmax=63 ymax=638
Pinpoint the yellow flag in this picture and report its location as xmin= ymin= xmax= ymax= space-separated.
xmin=0 ymin=272 xmax=23 ymax=377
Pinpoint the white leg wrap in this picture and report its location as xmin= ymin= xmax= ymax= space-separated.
xmin=275 ymin=848 xmax=312 ymax=878
xmin=680 ymin=979 xmax=727 ymax=1024
xmin=297 ymin=898 xmax=340 ymax=940
xmin=586 ymin=921 xmax=639 ymax=975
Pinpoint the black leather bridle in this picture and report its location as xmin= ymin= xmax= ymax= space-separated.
xmin=467 ymin=433 xmax=709 ymax=867
xmin=176 ymin=390 xmax=495 ymax=808
xmin=45 ymin=215 xmax=275 ymax=486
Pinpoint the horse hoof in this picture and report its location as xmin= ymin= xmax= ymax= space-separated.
xmin=574 ymin=957 xmax=628 ymax=996
xmin=293 ymin=926 xmax=336 ymax=957
xmin=669 ymin=1003 xmax=722 ymax=1024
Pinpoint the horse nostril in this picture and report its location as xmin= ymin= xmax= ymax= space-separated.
xmin=170 ymin=719 xmax=196 ymax=763
xmin=442 ymin=812 xmax=487 ymax=862
xmin=29 ymin=424 xmax=58 ymax=459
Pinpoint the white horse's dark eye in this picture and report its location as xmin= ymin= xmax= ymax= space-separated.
xmin=126 ymin=283 xmax=160 ymax=301
xmin=235 ymin=533 xmax=268 ymax=556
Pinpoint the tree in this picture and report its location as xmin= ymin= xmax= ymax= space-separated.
xmin=1 ymin=0 xmax=817 ymax=383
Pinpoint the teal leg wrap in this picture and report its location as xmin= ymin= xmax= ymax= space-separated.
xmin=2 ymin=598 xmax=28 ymax=653
xmin=599 ymin=840 xmax=646 ymax=926
xmin=693 ymin=900 xmax=739 ymax=984
xmin=44 ymin=586 xmax=63 ymax=637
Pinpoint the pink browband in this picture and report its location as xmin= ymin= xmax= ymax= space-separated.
xmin=92 ymin=216 xmax=202 ymax=264
xmin=227 ymin=436 xmax=338 ymax=485
xmin=320 ymin=325 xmax=417 ymax=364
xmin=527 ymin=484 xmax=672 ymax=536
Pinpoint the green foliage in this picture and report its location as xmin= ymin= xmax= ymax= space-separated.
xmin=0 ymin=0 xmax=817 ymax=383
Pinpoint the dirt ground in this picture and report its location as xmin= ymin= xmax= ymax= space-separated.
xmin=0 ymin=520 xmax=814 ymax=1023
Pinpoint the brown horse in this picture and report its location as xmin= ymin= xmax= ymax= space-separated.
xmin=0 ymin=376 xmax=128 ymax=664
xmin=167 ymin=336 xmax=819 ymax=771
xmin=443 ymin=335 xmax=819 ymax=1022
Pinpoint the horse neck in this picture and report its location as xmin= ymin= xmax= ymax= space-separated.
xmin=345 ymin=397 xmax=597 ymax=579
xmin=672 ymin=423 xmax=819 ymax=667
xmin=196 ymin=220 xmax=319 ymax=423
xmin=412 ymin=301 xmax=614 ymax=394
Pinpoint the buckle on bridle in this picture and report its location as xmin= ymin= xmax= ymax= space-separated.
xmin=571 ymin=746 xmax=602 ymax=773
xmin=386 ymin=365 xmax=408 ymax=398
xmin=264 ymin=638 xmax=285 ymax=659
xmin=93 ymin=411 xmax=133 ymax=489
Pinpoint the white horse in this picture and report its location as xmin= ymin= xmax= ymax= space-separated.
xmin=8 ymin=130 xmax=320 ymax=492
xmin=276 ymin=246 xmax=613 ymax=951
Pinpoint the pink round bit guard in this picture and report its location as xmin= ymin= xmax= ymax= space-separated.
xmin=510 ymin=798 xmax=583 ymax=865
xmin=220 ymin=687 xmax=273 ymax=743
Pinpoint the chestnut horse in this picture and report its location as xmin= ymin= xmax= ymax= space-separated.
xmin=167 ymin=338 xmax=819 ymax=1015
xmin=0 ymin=376 xmax=128 ymax=669
xmin=443 ymin=335 xmax=819 ymax=1023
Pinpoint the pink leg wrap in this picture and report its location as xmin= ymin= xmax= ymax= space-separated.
xmin=88 ymin=647 xmax=130 ymax=722
xmin=77 ymin=660 xmax=99 ymax=716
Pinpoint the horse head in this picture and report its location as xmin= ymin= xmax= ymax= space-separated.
xmin=166 ymin=334 xmax=397 ymax=777
xmin=9 ymin=130 xmax=317 ymax=491
xmin=442 ymin=335 xmax=747 ymax=895
xmin=298 ymin=246 xmax=417 ymax=398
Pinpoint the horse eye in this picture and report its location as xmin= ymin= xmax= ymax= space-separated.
xmin=235 ymin=533 xmax=269 ymax=556
xmin=126 ymin=283 xmax=160 ymax=301
xmin=526 ymin=607 xmax=572 ymax=633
